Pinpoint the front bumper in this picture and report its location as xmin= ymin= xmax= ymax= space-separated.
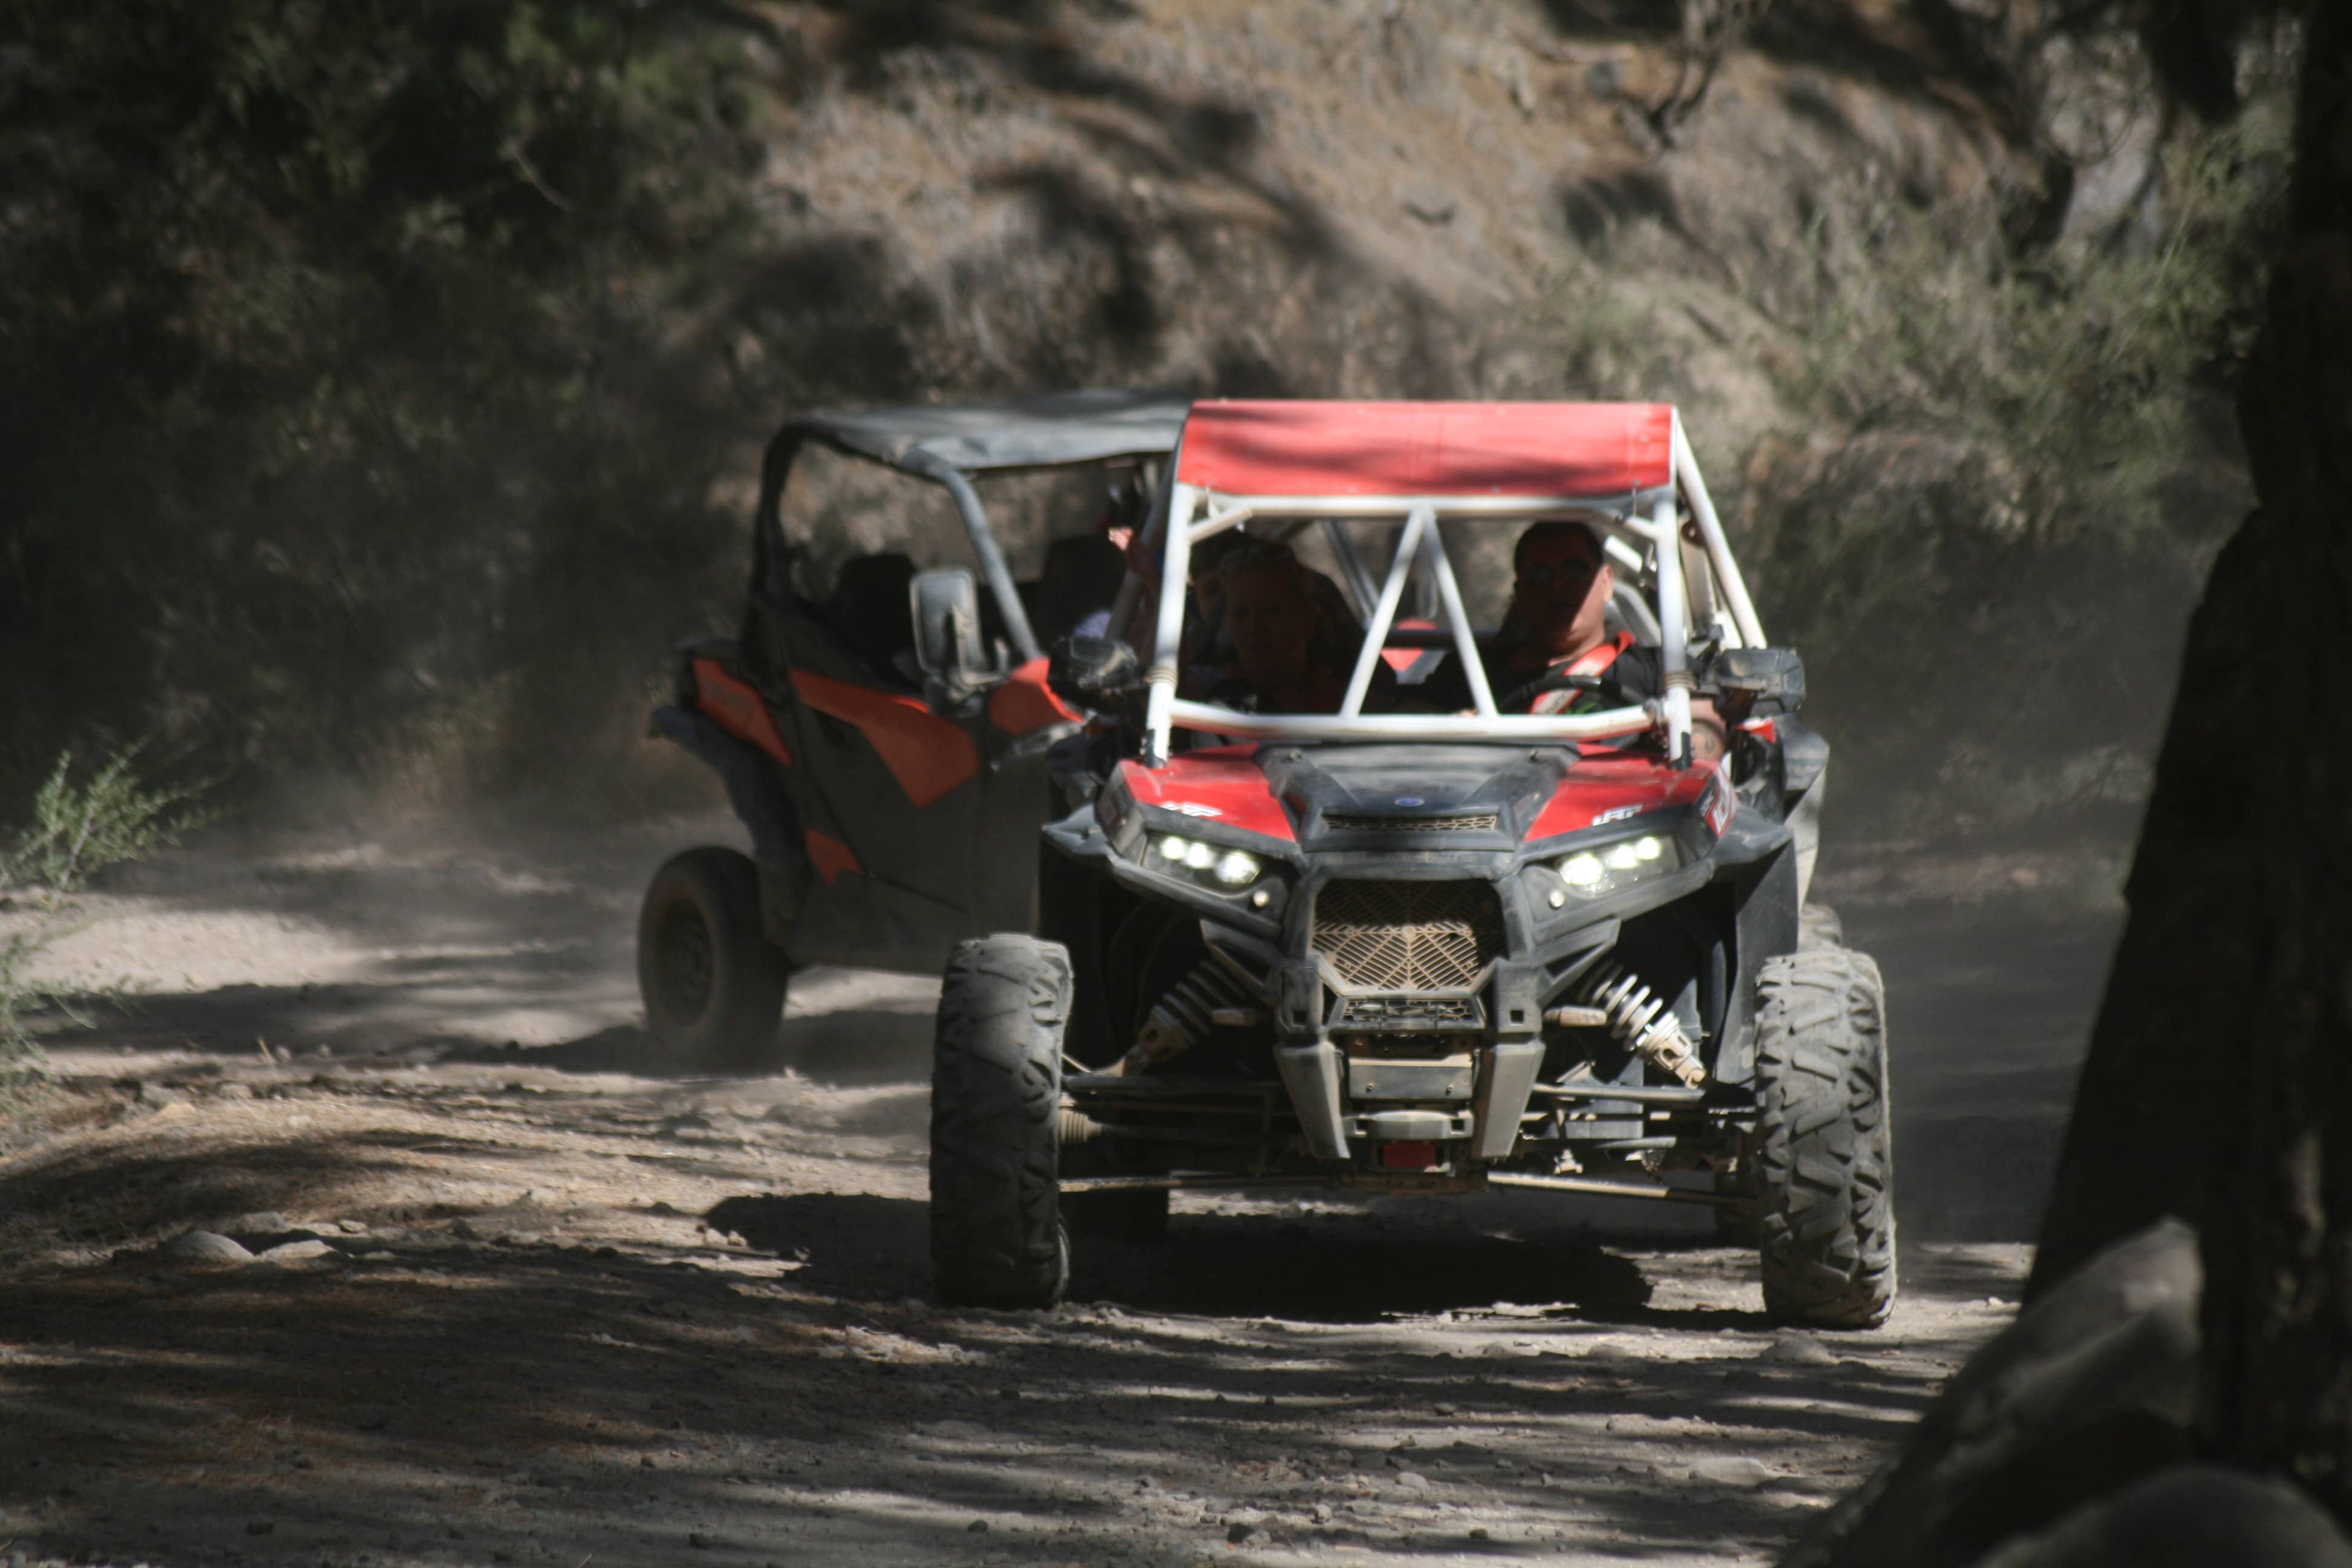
xmin=1264 ymin=950 xmax=1566 ymax=1163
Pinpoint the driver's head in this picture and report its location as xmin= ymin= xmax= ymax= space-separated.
xmin=1220 ymin=543 xmax=1320 ymax=687
xmin=1512 ymin=521 xmax=1614 ymax=658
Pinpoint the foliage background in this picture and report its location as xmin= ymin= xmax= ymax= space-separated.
xmin=0 ymin=0 xmax=2293 ymax=836
xmin=1 ymin=1 xmax=763 ymax=806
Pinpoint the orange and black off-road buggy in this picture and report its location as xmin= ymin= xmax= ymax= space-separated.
xmin=637 ymin=390 xmax=1186 ymax=1067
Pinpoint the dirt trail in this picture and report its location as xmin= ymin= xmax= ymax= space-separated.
xmin=0 ymin=820 xmax=2110 ymax=1567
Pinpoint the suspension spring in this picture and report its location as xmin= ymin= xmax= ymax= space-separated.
xmin=1116 ymin=959 xmax=1257 ymax=1074
xmin=1569 ymin=961 xmax=1708 ymax=1088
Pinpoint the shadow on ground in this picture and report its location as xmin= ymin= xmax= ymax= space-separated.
xmin=705 ymin=1192 xmax=1658 ymax=1323
xmin=0 ymin=1209 xmax=1996 ymax=1568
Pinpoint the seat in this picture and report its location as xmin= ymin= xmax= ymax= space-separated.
xmin=826 ymin=553 xmax=918 ymax=683
xmin=1031 ymin=534 xmax=1127 ymax=648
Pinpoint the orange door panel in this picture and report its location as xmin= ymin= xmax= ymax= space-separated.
xmin=787 ymin=670 xmax=979 ymax=808
xmin=693 ymin=658 xmax=794 ymax=766
xmin=804 ymin=828 xmax=863 ymax=885
xmin=988 ymin=656 xmax=1081 ymax=736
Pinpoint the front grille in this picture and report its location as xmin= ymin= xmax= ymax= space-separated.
xmin=1312 ymin=880 xmax=1504 ymax=991
xmin=1324 ymin=812 xmax=1500 ymax=835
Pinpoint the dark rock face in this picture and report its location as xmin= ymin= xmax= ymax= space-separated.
xmin=2023 ymin=0 xmax=2352 ymax=1513
xmin=1970 ymin=1465 xmax=2352 ymax=1568
xmin=1794 ymin=7 xmax=2352 ymax=1558
xmin=2190 ymin=8 xmax=2352 ymax=1503
xmin=1784 ymin=1220 xmax=2201 ymax=1568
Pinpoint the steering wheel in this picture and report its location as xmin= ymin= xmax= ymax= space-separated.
xmin=1497 ymin=670 xmax=1602 ymax=713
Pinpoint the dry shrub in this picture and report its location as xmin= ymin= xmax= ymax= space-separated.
xmin=1 ymin=752 xmax=207 ymax=1088
xmin=1745 ymin=99 xmax=2291 ymax=832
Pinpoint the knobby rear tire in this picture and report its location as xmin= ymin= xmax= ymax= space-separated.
xmin=1753 ymin=947 xmax=1896 ymax=1328
xmin=636 ymin=846 xmax=793 ymax=1073
xmin=929 ymin=935 xmax=1071 ymax=1308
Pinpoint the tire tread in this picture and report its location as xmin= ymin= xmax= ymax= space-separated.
xmin=1753 ymin=946 xmax=1897 ymax=1328
xmin=929 ymin=935 xmax=1071 ymax=1308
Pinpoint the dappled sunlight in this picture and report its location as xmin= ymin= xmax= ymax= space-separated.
xmin=0 ymin=814 xmax=2063 ymax=1564
xmin=1 ymin=1056 xmax=2025 ymax=1566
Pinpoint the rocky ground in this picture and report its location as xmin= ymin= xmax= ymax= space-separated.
xmin=0 ymin=818 xmax=2117 ymax=1567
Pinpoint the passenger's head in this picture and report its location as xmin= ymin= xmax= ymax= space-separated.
xmin=1512 ymin=520 xmax=1614 ymax=658
xmin=1189 ymin=529 xmax=1250 ymax=618
xmin=1218 ymin=541 xmax=1324 ymax=691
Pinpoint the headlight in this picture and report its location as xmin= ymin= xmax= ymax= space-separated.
xmin=1213 ymin=849 xmax=1261 ymax=886
xmin=1551 ymin=832 xmax=1681 ymax=901
xmin=1151 ymin=834 xmax=1263 ymax=891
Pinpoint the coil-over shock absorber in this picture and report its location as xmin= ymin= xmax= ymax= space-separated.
xmin=1112 ymin=959 xmax=1257 ymax=1076
xmin=1547 ymin=961 xmax=1708 ymax=1087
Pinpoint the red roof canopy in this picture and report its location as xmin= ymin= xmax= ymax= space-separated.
xmin=1174 ymin=400 xmax=1676 ymax=500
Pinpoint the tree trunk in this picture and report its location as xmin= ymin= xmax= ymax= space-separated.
xmin=2030 ymin=0 xmax=2352 ymax=1511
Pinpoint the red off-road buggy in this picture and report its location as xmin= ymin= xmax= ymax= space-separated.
xmin=929 ymin=400 xmax=1894 ymax=1328
xmin=636 ymin=390 xmax=1187 ymax=1068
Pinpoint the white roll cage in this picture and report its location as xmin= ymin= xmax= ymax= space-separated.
xmin=1132 ymin=414 xmax=1764 ymax=766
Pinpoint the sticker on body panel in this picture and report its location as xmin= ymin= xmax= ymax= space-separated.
xmin=1704 ymin=768 xmax=1738 ymax=836
xmin=1524 ymin=754 xmax=1710 ymax=843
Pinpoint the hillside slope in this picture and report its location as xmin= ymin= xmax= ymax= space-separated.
xmin=715 ymin=0 xmax=2251 ymax=829
xmin=0 ymin=0 xmax=2264 ymax=825
xmin=727 ymin=0 xmax=2036 ymax=501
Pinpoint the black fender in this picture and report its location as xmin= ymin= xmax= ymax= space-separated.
xmin=649 ymin=704 xmax=809 ymax=895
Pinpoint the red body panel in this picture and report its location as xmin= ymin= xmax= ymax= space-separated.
xmin=988 ymin=657 xmax=1081 ymax=736
xmin=692 ymin=658 xmax=794 ymax=767
xmin=1525 ymin=754 xmax=1725 ymax=841
xmin=805 ymin=828 xmax=861 ymax=885
xmin=1119 ymin=751 xmax=1298 ymax=843
xmin=1126 ymin=750 xmax=1728 ymax=846
xmin=1175 ymin=400 xmax=1675 ymax=498
xmin=788 ymin=670 xmax=979 ymax=808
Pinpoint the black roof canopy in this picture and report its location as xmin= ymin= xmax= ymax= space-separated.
xmin=777 ymin=388 xmax=1191 ymax=475
xmin=756 ymin=388 xmax=1189 ymax=665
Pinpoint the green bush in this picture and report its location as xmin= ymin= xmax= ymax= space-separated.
xmin=0 ymin=1 xmax=764 ymax=804
xmin=1 ymin=751 xmax=206 ymax=1085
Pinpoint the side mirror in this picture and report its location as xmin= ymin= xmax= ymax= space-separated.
xmin=910 ymin=567 xmax=987 ymax=688
xmin=1707 ymin=647 xmax=1806 ymax=716
xmin=1048 ymin=635 xmax=1142 ymax=717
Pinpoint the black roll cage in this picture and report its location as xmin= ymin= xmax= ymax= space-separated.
xmin=750 ymin=389 xmax=1192 ymax=665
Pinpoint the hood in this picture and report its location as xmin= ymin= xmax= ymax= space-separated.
xmin=1120 ymin=744 xmax=1720 ymax=852
xmin=1261 ymin=745 xmax=1562 ymax=843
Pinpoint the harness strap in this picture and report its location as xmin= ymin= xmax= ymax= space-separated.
xmin=1564 ymin=631 xmax=1635 ymax=678
xmin=1529 ymin=632 xmax=1635 ymax=715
